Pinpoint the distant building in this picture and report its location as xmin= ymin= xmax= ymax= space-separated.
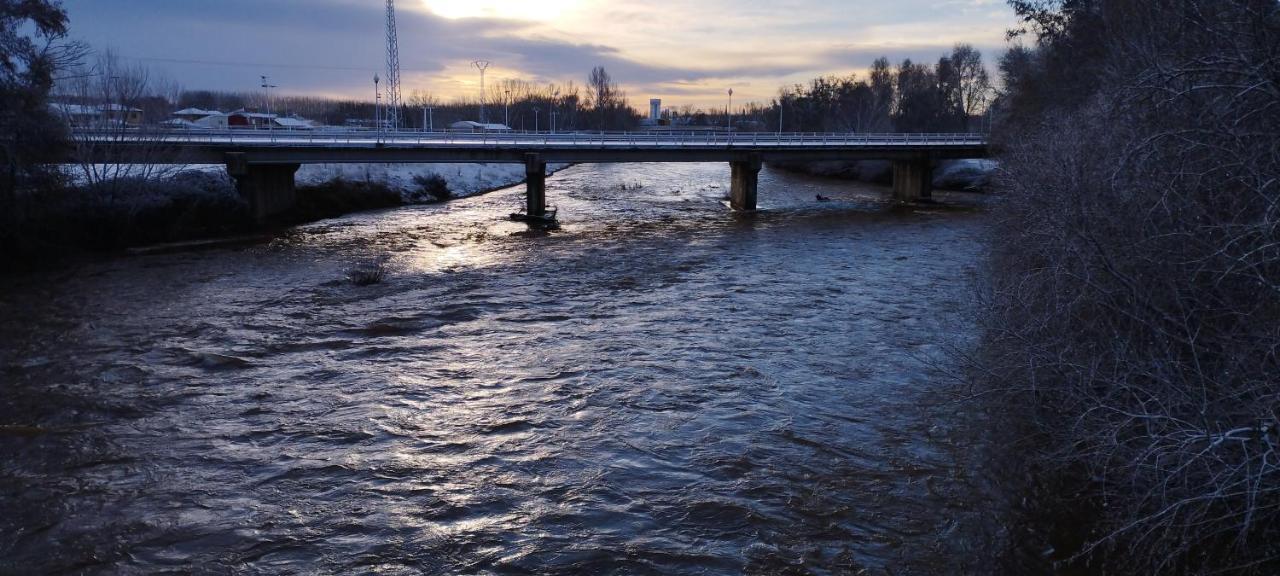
xmin=227 ymin=109 xmax=277 ymax=128
xmin=449 ymin=121 xmax=512 ymax=132
xmin=50 ymin=103 xmax=143 ymax=127
xmin=650 ymin=99 xmax=661 ymax=121
xmin=170 ymin=108 xmax=229 ymax=130
xmin=272 ymin=116 xmax=315 ymax=130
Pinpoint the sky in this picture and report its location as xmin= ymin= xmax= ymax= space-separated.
xmin=59 ymin=0 xmax=1017 ymax=109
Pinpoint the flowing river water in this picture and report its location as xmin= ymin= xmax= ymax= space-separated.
xmin=0 ymin=162 xmax=1005 ymax=575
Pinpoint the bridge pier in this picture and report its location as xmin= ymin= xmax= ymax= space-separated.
xmin=525 ymin=153 xmax=547 ymax=217
xmin=730 ymin=154 xmax=762 ymax=211
xmin=226 ymin=153 xmax=299 ymax=223
xmin=892 ymin=156 xmax=933 ymax=203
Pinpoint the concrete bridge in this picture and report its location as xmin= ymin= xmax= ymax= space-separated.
xmin=73 ymin=130 xmax=989 ymax=221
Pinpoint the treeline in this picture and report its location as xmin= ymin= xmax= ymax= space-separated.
xmin=982 ymin=0 xmax=1280 ymax=574
xmin=771 ymin=45 xmax=991 ymax=133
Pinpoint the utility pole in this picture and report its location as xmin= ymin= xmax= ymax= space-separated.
xmin=472 ymin=60 xmax=491 ymax=124
xmin=384 ymin=0 xmax=404 ymax=130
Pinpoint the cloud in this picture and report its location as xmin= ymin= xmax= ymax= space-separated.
xmin=59 ymin=0 xmax=1016 ymax=105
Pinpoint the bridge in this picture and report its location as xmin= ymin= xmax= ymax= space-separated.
xmin=73 ymin=130 xmax=990 ymax=222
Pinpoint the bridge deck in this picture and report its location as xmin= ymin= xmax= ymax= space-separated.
xmin=73 ymin=130 xmax=989 ymax=164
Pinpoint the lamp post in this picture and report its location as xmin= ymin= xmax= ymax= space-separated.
xmin=727 ymin=88 xmax=734 ymax=132
xmin=534 ymin=107 xmax=541 ymax=133
xmin=778 ymin=95 xmax=785 ymax=136
xmin=550 ymin=90 xmax=560 ymax=134
xmin=374 ymin=74 xmax=381 ymax=133
xmin=504 ymin=89 xmax=511 ymax=128
xmin=261 ymin=75 xmax=278 ymax=131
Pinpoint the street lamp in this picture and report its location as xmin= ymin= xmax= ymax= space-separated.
xmin=374 ymin=74 xmax=381 ymax=132
xmin=261 ymin=75 xmax=278 ymax=131
xmin=534 ymin=107 xmax=541 ymax=133
xmin=504 ymin=89 xmax=511 ymax=128
xmin=778 ymin=95 xmax=785 ymax=136
xmin=727 ymin=88 xmax=734 ymax=131
xmin=550 ymin=90 xmax=560 ymax=134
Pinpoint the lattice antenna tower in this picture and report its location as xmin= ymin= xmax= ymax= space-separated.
xmin=384 ymin=0 xmax=404 ymax=130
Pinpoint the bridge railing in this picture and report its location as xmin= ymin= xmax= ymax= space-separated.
xmin=70 ymin=128 xmax=989 ymax=148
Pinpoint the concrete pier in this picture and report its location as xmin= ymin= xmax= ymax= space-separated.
xmin=525 ymin=153 xmax=547 ymax=217
xmin=892 ymin=156 xmax=933 ymax=203
xmin=730 ymin=154 xmax=762 ymax=211
xmin=226 ymin=153 xmax=300 ymax=222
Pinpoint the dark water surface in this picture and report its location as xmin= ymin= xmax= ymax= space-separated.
xmin=0 ymin=163 xmax=1001 ymax=575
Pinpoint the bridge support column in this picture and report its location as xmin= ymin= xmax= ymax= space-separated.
xmin=525 ymin=153 xmax=547 ymax=217
xmin=892 ymin=156 xmax=933 ymax=203
xmin=226 ymin=153 xmax=300 ymax=223
xmin=730 ymin=154 xmax=762 ymax=211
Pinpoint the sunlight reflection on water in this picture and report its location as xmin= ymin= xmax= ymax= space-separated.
xmin=0 ymin=162 xmax=1000 ymax=575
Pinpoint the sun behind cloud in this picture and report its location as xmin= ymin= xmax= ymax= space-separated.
xmin=422 ymin=0 xmax=583 ymax=21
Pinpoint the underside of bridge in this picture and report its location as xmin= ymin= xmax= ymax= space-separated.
xmin=730 ymin=154 xmax=762 ymax=211
xmin=891 ymin=156 xmax=934 ymax=203
xmin=220 ymin=151 xmax=941 ymax=223
xmin=226 ymin=153 xmax=299 ymax=223
xmin=525 ymin=153 xmax=547 ymax=217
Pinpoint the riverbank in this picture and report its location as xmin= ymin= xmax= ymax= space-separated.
xmin=0 ymin=162 xmax=568 ymax=269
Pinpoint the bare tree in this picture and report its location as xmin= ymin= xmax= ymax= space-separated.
xmin=58 ymin=50 xmax=180 ymax=200
xmin=981 ymin=1 xmax=1280 ymax=573
xmin=587 ymin=66 xmax=617 ymax=130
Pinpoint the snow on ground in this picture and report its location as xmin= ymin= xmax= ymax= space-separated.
xmin=66 ymin=162 xmax=566 ymax=196
xmin=297 ymin=163 xmax=570 ymax=200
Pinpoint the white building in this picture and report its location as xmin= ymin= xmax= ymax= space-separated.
xmin=449 ymin=121 xmax=512 ymax=132
xmin=170 ymin=108 xmax=229 ymax=130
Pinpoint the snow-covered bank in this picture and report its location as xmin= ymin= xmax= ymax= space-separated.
xmin=770 ymin=159 xmax=996 ymax=191
xmin=3 ymin=162 xmax=569 ymax=265
xmin=297 ymin=162 xmax=570 ymax=202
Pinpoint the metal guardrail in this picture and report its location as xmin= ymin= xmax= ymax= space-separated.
xmin=71 ymin=128 xmax=989 ymax=149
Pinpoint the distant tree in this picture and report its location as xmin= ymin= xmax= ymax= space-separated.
xmin=582 ymin=66 xmax=639 ymax=130
xmin=867 ymin=57 xmax=895 ymax=131
xmin=586 ymin=66 xmax=616 ymax=130
xmin=936 ymin=44 xmax=991 ymax=130
xmin=892 ymin=59 xmax=945 ymax=132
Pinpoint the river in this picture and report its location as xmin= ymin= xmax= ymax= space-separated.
xmin=0 ymin=162 xmax=1002 ymax=575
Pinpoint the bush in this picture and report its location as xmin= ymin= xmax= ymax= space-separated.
xmin=409 ymin=173 xmax=452 ymax=203
xmin=0 ymin=170 xmax=253 ymax=266
xmin=294 ymin=177 xmax=402 ymax=221
xmin=981 ymin=2 xmax=1280 ymax=573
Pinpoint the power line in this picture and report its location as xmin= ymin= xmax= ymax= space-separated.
xmin=121 ymin=55 xmax=377 ymax=73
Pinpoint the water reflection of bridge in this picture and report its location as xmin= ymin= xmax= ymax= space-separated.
xmin=74 ymin=130 xmax=989 ymax=221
